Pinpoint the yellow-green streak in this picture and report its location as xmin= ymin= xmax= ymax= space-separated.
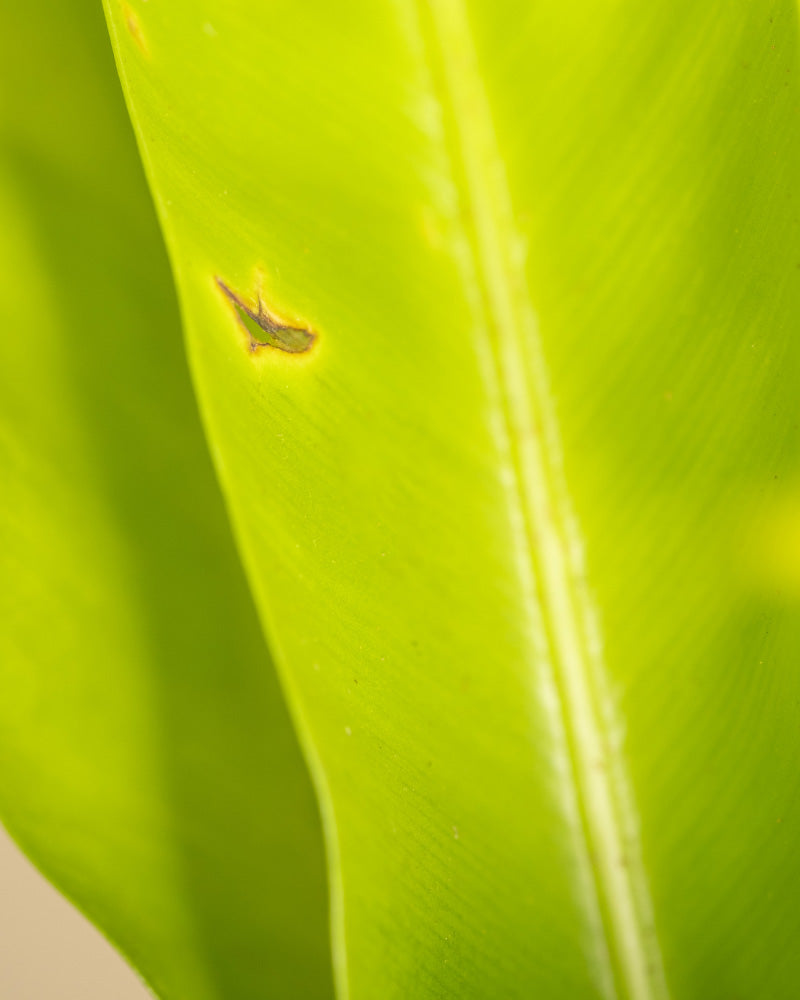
xmin=419 ymin=1 xmax=670 ymax=996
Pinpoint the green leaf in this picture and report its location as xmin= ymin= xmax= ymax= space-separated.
xmin=0 ymin=3 xmax=333 ymax=999
xmin=102 ymin=0 xmax=800 ymax=997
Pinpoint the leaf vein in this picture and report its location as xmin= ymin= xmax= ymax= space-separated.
xmin=415 ymin=2 xmax=670 ymax=996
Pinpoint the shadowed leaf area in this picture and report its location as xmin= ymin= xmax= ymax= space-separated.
xmin=0 ymin=3 xmax=333 ymax=999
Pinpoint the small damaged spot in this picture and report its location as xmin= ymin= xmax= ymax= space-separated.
xmin=122 ymin=3 xmax=149 ymax=55
xmin=215 ymin=277 xmax=316 ymax=355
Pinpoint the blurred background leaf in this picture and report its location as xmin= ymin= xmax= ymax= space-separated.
xmin=0 ymin=3 xmax=333 ymax=999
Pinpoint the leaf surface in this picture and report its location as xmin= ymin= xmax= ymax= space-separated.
xmin=103 ymin=1 xmax=800 ymax=998
xmin=0 ymin=3 xmax=333 ymax=998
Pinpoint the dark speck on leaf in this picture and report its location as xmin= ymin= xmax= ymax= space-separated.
xmin=215 ymin=276 xmax=315 ymax=355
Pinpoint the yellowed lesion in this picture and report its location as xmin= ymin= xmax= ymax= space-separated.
xmin=419 ymin=203 xmax=448 ymax=252
xmin=212 ymin=270 xmax=319 ymax=363
xmin=741 ymin=486 xmax=800 ymax=601
xmin=121 ymin=2 xmax=148 ymax=57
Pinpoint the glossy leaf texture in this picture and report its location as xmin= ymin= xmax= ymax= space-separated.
xmin=21 ymin=0 xmax=795 ymax=997
xmin=102 ymin=0 xmax=800 ymax=997
xmin=0 ymin=3 xmax=333 ymax=999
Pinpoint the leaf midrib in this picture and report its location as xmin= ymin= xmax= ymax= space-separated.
xmin=416 ymin=2 xmax=669 ymax=997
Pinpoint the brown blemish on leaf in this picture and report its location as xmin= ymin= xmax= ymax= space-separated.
xmin=122 ymin=3 xmax=149 ymax=56
xmin=215 ymin=277 xmax=316 ymax=355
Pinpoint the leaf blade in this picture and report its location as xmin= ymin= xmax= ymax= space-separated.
xmin=102 ymin=1 xmax=800 ymax=998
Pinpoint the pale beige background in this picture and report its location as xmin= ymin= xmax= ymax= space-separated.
xmin=0 ymin=826 xmax=151 ymax=999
